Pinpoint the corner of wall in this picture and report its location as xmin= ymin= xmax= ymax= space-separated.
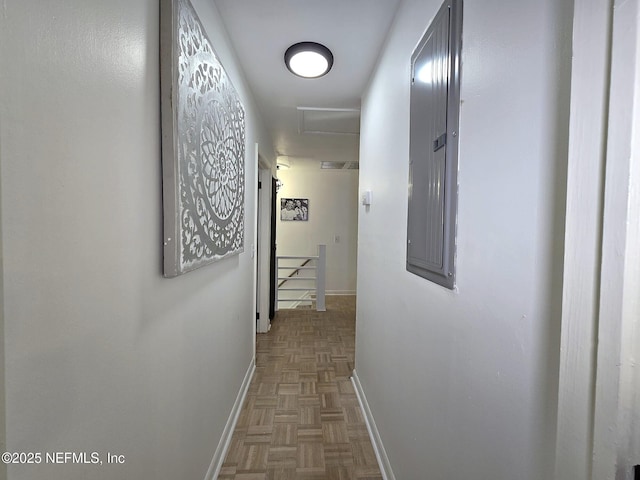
xmin=204 ymin=0 xmax=276 ymax=163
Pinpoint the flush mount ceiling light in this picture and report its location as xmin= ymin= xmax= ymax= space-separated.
xmin=284 ymin=42 xmax=334 ymax=79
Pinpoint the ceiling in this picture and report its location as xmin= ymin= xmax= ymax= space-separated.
xmin=214 ymin=0 xmax=401 ymax=168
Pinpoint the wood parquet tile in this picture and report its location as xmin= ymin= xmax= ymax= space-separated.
xmin=219 ymin=296 xmax=382 ymax=480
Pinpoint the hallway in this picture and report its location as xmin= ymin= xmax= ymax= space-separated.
xmin=219 ymin=296 xmax=381 ymax=479
xmin=2 ymin=0 xmax=640 ymax=479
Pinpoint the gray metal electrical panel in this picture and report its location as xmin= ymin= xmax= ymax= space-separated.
xmin=406 ymin=0 xmax=462 ymax=289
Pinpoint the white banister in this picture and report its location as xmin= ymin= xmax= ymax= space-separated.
xmin=275 ymin=261 xmax=279 ymax=309
xmin=316 ymin=244 xmax=326 ymax=312
xmin=275 ymin=244 xmax=327 ymax=312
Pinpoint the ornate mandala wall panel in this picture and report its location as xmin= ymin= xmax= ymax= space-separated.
xmin=160 ymin=0 xmax=246 ymax=277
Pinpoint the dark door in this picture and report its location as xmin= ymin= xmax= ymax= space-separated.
xmin=256 ymin=179 xmax=261 ymax=329
xmin=269 ymin=177 xmax=277 ymax=320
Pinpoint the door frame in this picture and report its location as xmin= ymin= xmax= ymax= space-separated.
xmin=255 ymin=146 xmax=275 ymax=333
xmin=555 ymin=0 xmax=640 ymax=478
xmin=269 ymin=176 xmax=277 ymax=321
xmin=590 ymin=0 xmax=640 ymax=477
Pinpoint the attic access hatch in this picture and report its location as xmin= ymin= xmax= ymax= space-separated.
xmin=297 ymin=107 xmax=360 ymax=135
xmin=406 ymin=0 xmax=462 ymax=289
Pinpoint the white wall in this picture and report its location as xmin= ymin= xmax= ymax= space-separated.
xmin=0 ymin=1 xmax=273 ymax=479
xmin=355 ymin=0 xmax=571 ymax=478
xmin=0 ymin=119 xmax=5 ymax=480
xmin=276 ymin=166 xmax=358 ymax=294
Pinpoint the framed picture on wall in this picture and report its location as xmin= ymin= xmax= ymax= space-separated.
xmin=280 ymin=198 xmax=309 ymax=221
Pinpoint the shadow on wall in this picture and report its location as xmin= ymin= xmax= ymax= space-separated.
xmin=533 ymin=0 xmax=574 ymax=471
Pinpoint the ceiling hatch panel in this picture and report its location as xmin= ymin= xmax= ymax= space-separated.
xmin=298 ymin=107 xmax=360 ymax=135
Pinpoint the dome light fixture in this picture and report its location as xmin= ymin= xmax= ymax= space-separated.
xmin=284 ymin=42 xmax=334 ymax=79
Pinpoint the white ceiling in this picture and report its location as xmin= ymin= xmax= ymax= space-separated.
xmin=214 ymin=0 xmax=401 ymax=167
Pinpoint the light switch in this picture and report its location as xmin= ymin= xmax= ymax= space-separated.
xmin=362 ymin=190 xmax=372 ymax=206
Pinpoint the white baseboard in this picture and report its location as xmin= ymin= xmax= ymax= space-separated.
xmin=204 ymin=359 xmax=255 ymax=480
xmin=351 ymin=369 xmax=396 ymax=480
xmin=326 ymin=290 xmax=357 ymax=296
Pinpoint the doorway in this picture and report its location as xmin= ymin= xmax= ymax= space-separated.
xmin=273 ymin=161 xmax=360 ymax=311
xmin=255 ymin=153 xmax=276 ymax=334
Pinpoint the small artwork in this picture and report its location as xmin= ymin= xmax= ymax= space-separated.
xmin=160 ymin=0 xmax=246 ymax=277
xmin=281 ymin=198 xmax=309 ymax=221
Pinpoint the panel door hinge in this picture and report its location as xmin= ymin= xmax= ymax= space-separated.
xmin=256 ymin=312 xmax=260 ymax=320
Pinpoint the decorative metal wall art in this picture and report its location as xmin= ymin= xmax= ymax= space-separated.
xmin=160 ymin=0 xmax=246 ymax=277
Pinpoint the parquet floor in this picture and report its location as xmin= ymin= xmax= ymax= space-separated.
xmin=218 ymin=296 xmax=382 ymax=480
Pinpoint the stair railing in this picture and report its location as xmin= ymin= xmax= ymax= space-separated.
xmin=275 ymin=244 xmax=326 ymax=312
